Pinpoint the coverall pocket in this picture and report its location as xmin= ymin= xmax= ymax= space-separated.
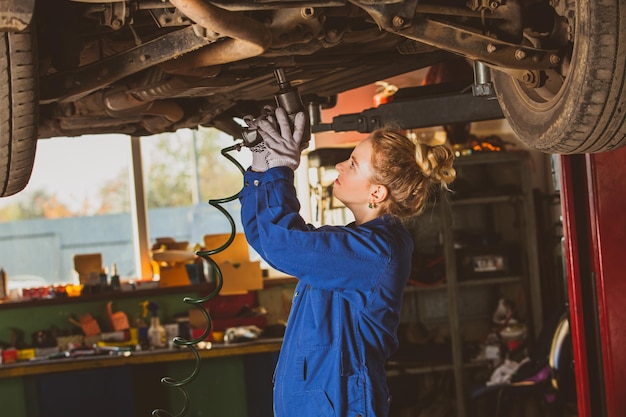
xmin=299 ymin=389 xmax=335 ymax=417
xmin=297 ymin=289 xmax=337 ymax=349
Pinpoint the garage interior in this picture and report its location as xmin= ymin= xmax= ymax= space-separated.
xmin=0 ymin=59 xmax=598 ymax=417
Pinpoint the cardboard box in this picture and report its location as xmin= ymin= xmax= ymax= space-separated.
xmin=73 ymin=253 xmax=102 ymax=285
xmin=159 ymin=263 xmax=191 ymax=287
xmin=203 ymin=233 xmax=262 ymax=295
xmin=216 ymin=261 xmax=263 ymax=295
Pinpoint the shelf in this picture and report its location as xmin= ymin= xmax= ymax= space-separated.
xmin=0 ymin=283 xmax=215 ymax=311
xmin=388 ymin=149 xmax=542 ymax=417
xmin=453 ymin=151 xmax=527 ymax=166
xmin=0 ymin=338 xmax=283 ymax=379
xmin=386 ymin=359 xmax=491 ymax=377
xmin=451 ymin=194 xmax=521 ymax=206
xmin=458 ymin=276 xmax=522 ymax=287
xmin=386 ymin=361 xmax=454 ymax=376
xmin=403 ymin=276 xmax=521 ymax=293
xmin=404 ymin=284 xmax=447 ymax=293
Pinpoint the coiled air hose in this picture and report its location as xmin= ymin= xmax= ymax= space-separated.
xmin=152 ymin=143 xmax=245 ymax=417
xmin=153 ymin=67 xmax=301 ymax=416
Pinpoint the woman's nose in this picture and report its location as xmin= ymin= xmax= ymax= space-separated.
xmin=336 ymin=160 xmax=345 ymax=171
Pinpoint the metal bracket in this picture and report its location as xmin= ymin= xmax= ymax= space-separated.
xmin=39 ymin=26 xmax=220 ymax=103
xmin=396 ymin=17 xmax=560 ymax=71
xmin=349 ymin=0 xmax=420 ymax=30
xmin=101 ymin=2 xmax=127 ymax=30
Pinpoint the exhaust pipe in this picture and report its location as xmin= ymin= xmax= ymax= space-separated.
xmin=164 ymin=0 xmax=272 ymax=74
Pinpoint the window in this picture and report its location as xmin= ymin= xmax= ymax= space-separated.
xmin=0 ymin=134 xmax=132 ymax=292
xmin=140 ymin=127 xmax=250 ymax=262
xmin=0 ymin=127 xmax=249 ymax=294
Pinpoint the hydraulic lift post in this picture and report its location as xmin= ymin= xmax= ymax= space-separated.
xmin=560 ymin=150 xmax=626 ymax=417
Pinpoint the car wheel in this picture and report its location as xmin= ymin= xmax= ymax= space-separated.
xmin=492 ymin=1 xmax=626 ymax=154
xmin=0 ymin=29 xmax=38 ymax=197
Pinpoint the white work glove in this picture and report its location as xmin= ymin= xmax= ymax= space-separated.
xmin=256 ymin=107 xmax=309 ymax=170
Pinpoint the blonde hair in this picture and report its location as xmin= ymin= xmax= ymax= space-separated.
xmin=369 ymin=129 xmax=456 ymax=217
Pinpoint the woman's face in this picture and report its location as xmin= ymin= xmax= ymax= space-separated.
xmin=333 ymin=138 xmax=375 ymax=210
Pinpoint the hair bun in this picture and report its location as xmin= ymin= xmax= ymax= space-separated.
xmin=415 ymin=143 xmax=456 ymax=186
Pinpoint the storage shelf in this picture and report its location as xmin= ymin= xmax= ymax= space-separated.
xmin=427 ymin=150 xmax=541 ymax=417
xmin=387 ymin=150 xmax=542 ymax=417
xmin=386 ymin=359 xmax=491 ymax=377
xmin=451 ymin=194 xmax=521 ymax=206
xmin=453 ymin=151 xmax=527 ymax=166
xmin=0 ymin=283 xmax=214 ymax=311
xmin=458 ymin=276 xmax=522 ymax=287
xmin=404 ymin=278 xmax=521 ymax=292
xmin=386 ymin=361 xmax=454 ymax=376
xmin=404 ymin=283 xmax=447 ymax=293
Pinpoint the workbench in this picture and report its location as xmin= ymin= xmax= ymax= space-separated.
xmin=0 ymin=282 xmax=292 ymax=417
xmin=0 ymin=339 xmax=282 ymax=417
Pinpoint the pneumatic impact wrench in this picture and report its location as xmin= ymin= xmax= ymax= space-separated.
xmin=241 ymin=68 xmax=307 ymax=147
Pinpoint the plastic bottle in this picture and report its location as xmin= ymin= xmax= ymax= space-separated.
xmin=110 ymin=263 xmax=121 ymax=291
xmin=147 ymin=302 xmax=166 ymax=348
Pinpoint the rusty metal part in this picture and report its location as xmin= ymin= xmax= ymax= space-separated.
xmin=349 ymin=0 xmax=420 ymax=30
xmin=414 ymin=4 xmax=486 ymax=19
xmin=466 ymin=0 xmax=503 ymax=12
xmin=102 ymin=88 xmax=181 ymax=123
xmin=140 ymin=101 xmax=185 ymax=123
xmin=104 ymin=89 xmax=184 ymax=123
xmin=162 ymin=0 xmax=272 ymax=74
xmin=396 ymin=17 xmax=560 ymax=71
xmin=102 ymin=2 xmax=127 ymax=30
xmin=0 ymin=0 xmax=35 ymax=31
xmin=210 ymin=0 xmax=344 ymax=11
xmin=69 ymin=0 xmax=124 ymax=2
xmin=39 ymin=25 xmax=218 ymax=103
xmin=265 ymin=8 xmax=324 ymax=49
xmin=104 ymin=88 xmax=153 ymax=115
xmin=151 ymin=7 xmax=190 ymax=28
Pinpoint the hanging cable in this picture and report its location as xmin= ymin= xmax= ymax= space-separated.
xmin=151 ymin=143 xmax=245 ymax=417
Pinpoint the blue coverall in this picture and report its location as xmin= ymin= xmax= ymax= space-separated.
xmin=239 ymin=166 xmax=413 ymax=417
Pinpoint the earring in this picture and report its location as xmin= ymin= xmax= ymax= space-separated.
xmin=368 ymin=202 xmax=374 ymax=209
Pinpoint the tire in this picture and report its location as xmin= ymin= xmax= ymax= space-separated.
xmin=0 ymin=29 xmax=38 ymax=197
xmin=492 ymin=1 xmax=626 ymax=154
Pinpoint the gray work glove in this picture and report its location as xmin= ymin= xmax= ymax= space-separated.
xmin=256 ymin=107 xmax=309 ymax=170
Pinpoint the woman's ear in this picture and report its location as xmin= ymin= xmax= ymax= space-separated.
xmin=370 ymin=184 xmax=388 ymax=204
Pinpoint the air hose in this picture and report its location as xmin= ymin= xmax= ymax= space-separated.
xmin=152 ymin=143 xmax=245 ymax=417
xmin=153 ymin=68 xmax=302 ymax=416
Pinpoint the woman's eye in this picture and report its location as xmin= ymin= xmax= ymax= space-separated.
xmin=350 ymin=160 xmax=355 ymax=168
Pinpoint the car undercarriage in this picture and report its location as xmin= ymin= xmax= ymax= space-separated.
xmin=1 ymin=0 xmax=626 ymax=197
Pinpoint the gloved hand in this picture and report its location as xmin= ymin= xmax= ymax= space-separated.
xmin=243 ymin=108 xmax=278 ymax=172
xmin=256 ymin=107 xmax=309 ymax=170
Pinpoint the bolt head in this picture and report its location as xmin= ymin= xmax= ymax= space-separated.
xmin=549 ymin=54 xmax=561 ymax=65
xmin=392 ymin=16 xmax=405 ymax=27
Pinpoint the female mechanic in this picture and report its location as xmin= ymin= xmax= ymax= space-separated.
xmin=239 ymin=107 xmax=456 ymax=417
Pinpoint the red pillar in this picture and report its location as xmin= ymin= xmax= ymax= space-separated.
xmin=560 ymin=147 xmax=626 ymax=417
